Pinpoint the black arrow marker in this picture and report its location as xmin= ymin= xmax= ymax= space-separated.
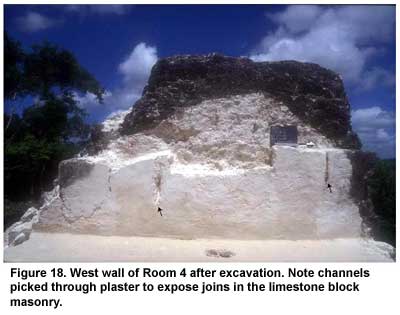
xmin=158 ymin=207 xmax=163 ymax=217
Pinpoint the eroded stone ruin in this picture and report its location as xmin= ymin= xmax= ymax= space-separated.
xmin=5 ymin=54 xmax=394 ymax=259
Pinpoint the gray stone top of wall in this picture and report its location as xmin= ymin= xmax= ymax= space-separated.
xmin=121 ymin=54 xmax=360 ymax=149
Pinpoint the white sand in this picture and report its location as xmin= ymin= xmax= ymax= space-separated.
xmin=4 ymin=232 xmax=394 ymax=262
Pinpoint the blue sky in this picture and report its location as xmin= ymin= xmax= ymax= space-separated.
xmin=4 ymin=5 xmax=396 ymax=158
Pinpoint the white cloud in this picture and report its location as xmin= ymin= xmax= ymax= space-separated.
xmin=90 ymin=5 xmax=129 ymax=15
xmin=74 ymin=90 xmax=113 ymax=109
xmin=119 ymin=43 xmax=158 ymax=84
xmin=251 ymin=5 xmax=395 ymax=88
xmin=358 ymin=67 xmax=395 ymax=91
xmin=352 ymin=106 xmax=395 ymax=130
xmin=16 ymin=11 xmax=59 ymax=33
xmin=267 ymin=5 xmax=321 ymax=34
xmin=75 ymin=43 xmax=158 ymax=116
xmin=376 ymin=128 xmax=391 ymax=141
xmin=64 ymin=5 xmax=81 ymax=13
xmin=65 ymin=5 xmax=130 ymax=16
xmin=351 ymin=106 xmax=395 ymax=158
xmin=112 ymin=43 xmax=157 ymax=110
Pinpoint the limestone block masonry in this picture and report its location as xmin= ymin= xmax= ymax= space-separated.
xmin=7 ymin=56 xmax=389 ymax=254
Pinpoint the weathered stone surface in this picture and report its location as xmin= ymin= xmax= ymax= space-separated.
xmin=60 ymin=162 xmax=110 ymax=221
xmin=59 ymin=159 xmax=95 ymax=188
xmin=127 ymin=93 xmax=334 ymax=169
xmin=6 ymin=221 xmax=33 ymax=246
xmin=4 ymin=206 xmax=40 ymax=246
xmin=38 ymin=161 xmax=118 ymax=235
xmin=36 ymin=194 xmax=69 ymax=233
xmin=108 ymin=156 xmax=168 ymax=235
xmin=11 ymin=233 xmax=28 ymax=246
xmin=121 ymin=54 xmax=360 ymax=148
xmin=20 ymin=207 xmax=38 ymax=223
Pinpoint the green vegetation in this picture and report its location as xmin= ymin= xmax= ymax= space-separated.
xmin=4 ymin=33 xmax=104 ymax=228
xmin=368 ymin=159 xmax=396 ymax=246
xmin=350 ymin=152 xmax=396 ymax=247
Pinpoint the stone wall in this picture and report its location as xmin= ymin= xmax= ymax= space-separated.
xmin=36 ymin=143 xmax=361 ymax=239
xmin=33 ymin=57 xmax=363 ymax=240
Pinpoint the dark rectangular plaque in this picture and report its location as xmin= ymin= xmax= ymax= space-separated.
xmin=270 ymin=125 xmax=298 ymax=146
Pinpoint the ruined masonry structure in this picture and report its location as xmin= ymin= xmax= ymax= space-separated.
xmin=30 ymin=55 xmax=371 ymax=240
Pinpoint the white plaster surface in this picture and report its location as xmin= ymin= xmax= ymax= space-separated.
xmin=36 ymin=144 xmax=362 ymax=240
xmin=4 ymin=232 xmax=394 ymax=262
xmin=34 ymin=94 xmax=362 ymax=239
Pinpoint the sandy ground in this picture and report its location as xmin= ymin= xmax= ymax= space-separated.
xmin=3 ymin=232 xmax=394 ymax=262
